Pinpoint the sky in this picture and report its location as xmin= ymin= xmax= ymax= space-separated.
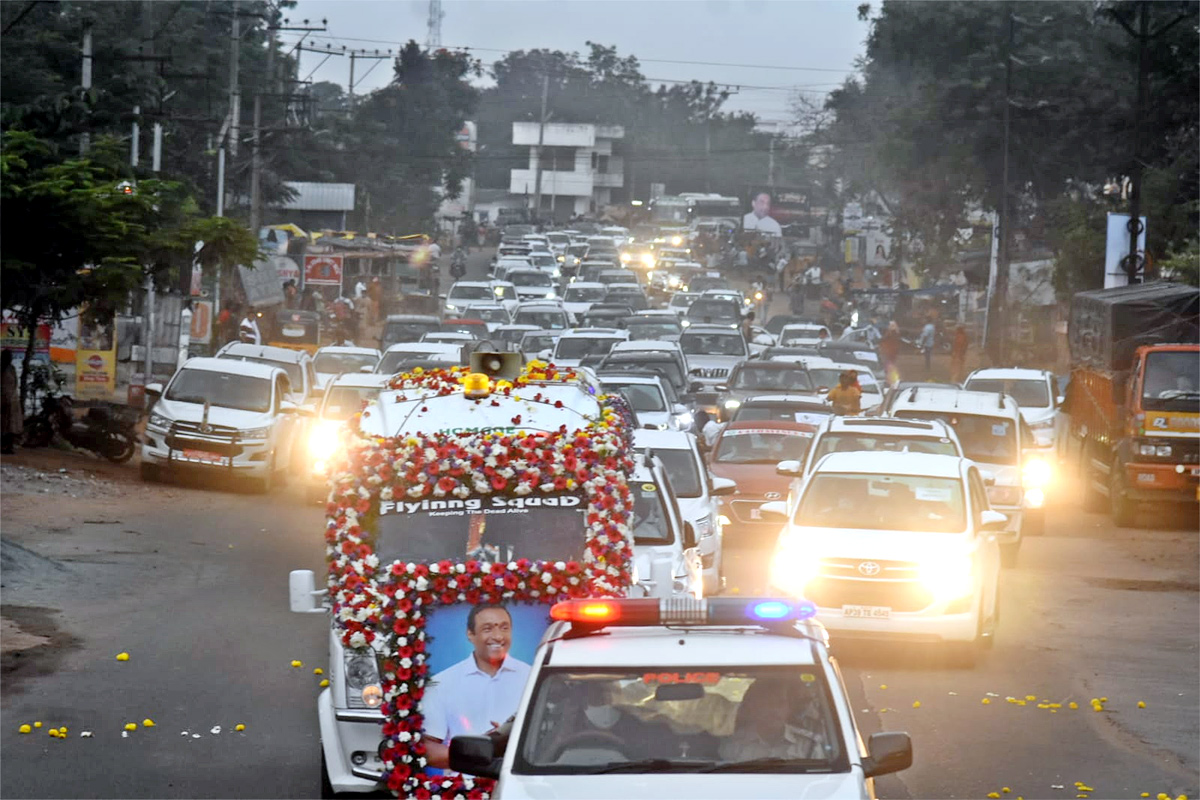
xmin=287 ymin=0 xmax=869 ymax=127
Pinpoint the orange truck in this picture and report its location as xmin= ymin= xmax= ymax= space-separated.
xmin=1065 ymin=282 xmax=1199 ymax=525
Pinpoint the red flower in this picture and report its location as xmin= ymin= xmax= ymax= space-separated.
xmin=511 ymin=415 xmax=522 ymax=425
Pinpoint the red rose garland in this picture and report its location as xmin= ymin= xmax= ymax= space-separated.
xmin=323 ymin=365 xmax=636 ymax=798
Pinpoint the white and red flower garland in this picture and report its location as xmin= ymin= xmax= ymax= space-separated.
xmin=322 ymin=364 xmax=636 ymax=798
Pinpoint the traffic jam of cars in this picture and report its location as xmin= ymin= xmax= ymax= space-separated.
xmin=126 ymin=223 xmax=1196 ymax=800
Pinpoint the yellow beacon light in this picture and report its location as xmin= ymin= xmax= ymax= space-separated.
xmin=462 ymin=372 xmax=492 ymax=398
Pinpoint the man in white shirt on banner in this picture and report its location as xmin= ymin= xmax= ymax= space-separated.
xmin=422 ymin=604 xmax=532 ymax=769
xmin=743 ymin=191 xmax=783 ymax=237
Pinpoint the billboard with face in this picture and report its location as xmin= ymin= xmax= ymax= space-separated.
xmin=742 ymin=187 xmax=811 ymax=237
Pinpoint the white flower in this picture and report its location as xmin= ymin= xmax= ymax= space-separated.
xmin=348 ymin=631 xmax=367 ymax=648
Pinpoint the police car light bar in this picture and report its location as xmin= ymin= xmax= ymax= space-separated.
xmin=550 ymin=597 xmax=816 ymax=627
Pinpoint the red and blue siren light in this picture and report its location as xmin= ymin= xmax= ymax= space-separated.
xmin=550 ymin=597 xmax=817 ymax=627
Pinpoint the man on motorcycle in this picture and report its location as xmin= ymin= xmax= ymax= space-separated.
xmin=450 ymin=247 xmax=467 ymax=280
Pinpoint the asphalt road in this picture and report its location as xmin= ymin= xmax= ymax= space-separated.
xmin=2 ymin=449 xmax=1196 ymax=800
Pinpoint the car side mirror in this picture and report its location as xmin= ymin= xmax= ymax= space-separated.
xmin=979 ymin=509 xmax=1008 ymax=531
xmin=714 ymin=384 xmax=729 ymax=392
xmin=688 ymin=381 xmax=704 ymax=393
xmin=758 ymin=500 xmax=788 ymax=520
xmin=775 ymin=459 xmax=802 ymax=477
xmin=710 ymin=476 xmax=737 ymax=496
xmin=672 ymin=403 xmax=689 ymax=415
xmin=145 ymin=382 xmax=164 ymax=398
xmin=1056 ymin=395 xmax=1065 ymax=408
xmin=359 ymin=365 xmax=374 ymax=373
xmin=448 ymin=735 xmax=501 ymax=779
xmin=538 ymin=349 xmax=552 ymax=360
xmin=862 ymin=732 xmax=913 ymax=779
xmin=682 ymin=521 xmax=697 ymax=549
xmin=288 ymin=570 xmax=327 ymax=614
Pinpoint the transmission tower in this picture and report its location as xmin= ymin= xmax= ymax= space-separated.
xmin=426 ymin=0 xmax=443 ymax=49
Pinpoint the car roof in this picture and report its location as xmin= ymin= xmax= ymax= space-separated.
xmin=611 ymin=341 xmax=682 ymax=354
xmin=743 ymin=394 xmax=828 ymax=405
xmin=819 ymin=416 xmax=955 ymax=437
xmin=558 ymin=328 xmax=628 ymax=338
xmin=769 ymin=355 xmax=838 ymax=367
xmin=599 ymin=372 xmax=665 ymax=386
xmin=812 ymin=450 xmax=966 ymax=479
xmin=965 ymin=368 xmax=1052 ymax=381
xmin=681 ymin=324 xmax=741 ymax=334
xmin=181 ymin=356 xmax=279 ymax=379
xmin=219 ymin=342 xmax=310 ymax=364
xmin=385 ymin=314 xmax=439 ymax=322
xmin=495 ymin=324 xmax=540 ymax=333
xmin=383 ymin=343 xmax=462 ymax=356
xmin=565 ymin=281 xmax=606 ymax=290
xmin=631 ymin=310 xmax=678 ymax=318
xmin=315 ymin=345 xmax=380 ymax=357
xmin=633 ymin=428 xmax=696 ymax=451
xmin=328 ymin=372 xmax=392 ymax=389
xmin=889 ymin=386 xmax=1021 ymax=417
xmin=736 ymin=360 xmax=808 ymax=370
xmin=722 ymin=420 xmax=818 ymax=434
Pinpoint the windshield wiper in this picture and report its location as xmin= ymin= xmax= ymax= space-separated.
xmin=168 ymin=395 xmax=209 ymax=405
xmin=583 ymin=758 xmax=714 ymax=774
xmin=699 ymin=757 xmax=831 ymax=773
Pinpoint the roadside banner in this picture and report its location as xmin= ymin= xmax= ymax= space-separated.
xmin=0 ymin=311 xmax=51 ymax=367
xmin=238 ymin=258 xmax=286 ymax=308
xmin=304 ymin=254 xmax=343 ymax=286
xmin=190 ymin=300 xmax=213 ymax=345
xmin=75 ymin=311 xmax=117 ymax=400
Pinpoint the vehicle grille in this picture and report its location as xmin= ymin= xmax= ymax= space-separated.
xmin=805 ymin=576 xmax=933 ymax=613
xmin=692 ymin=367 xmax=729 ymax=378
xmin=818 ymin=558 xmax=919 ymax=579
xmin=165 ymin=422 xmax=243 ymax=457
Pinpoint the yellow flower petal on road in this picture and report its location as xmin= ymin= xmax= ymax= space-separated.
xmin=33 ymin=721 xmax=42 ymax=728
xmin=19 ymin=724 xmax=31 ymax=734
xmin=291 ymin=660 xmax=302 ymax=668
xmin=319 ymin=679 xmax=330 ymax=688
xmin=880 ymin=684 xmax=887 ymax=689
xmin=116 ymin=652 xmax=130 ymax=661
xmin=1099 ymin=696 xmax=1108 ymax=702
xmin=124 ymin=723 xmax=137 ymax=732
xmin=982 ymin=698 xmax=991 ymax=704
xmin=1069 ymin=702 xmax=1079 ymax=709
xmin=314 ymin=668 xmax=324 ymax=675
xmin=912 ymin=701 xmax=921 ymax=708
xmin=1025 ymin=695 xmax=1037 ymax=701
xmin=235 ymin=724 xmax=246 ymax=732
xmin=142 ymin=719 xmax=155 ymax=728
xmin=1079 ymin=786 xmax=1094 ymax=792
xmin=987 ymin=793 xmax=1000 ymax=798
xmin=1176 ymin=795 xmax=1188 ymax=800
xmin=1003 ymin=789 xmax=1011 ymax=794
xmin=1137 ymin=701 xmax=1146 ymax=708
xmin=1139 ymin=794 xmax=1148 ymax=798
xmin=1156 ymin=793 xmax=1169 ymax=799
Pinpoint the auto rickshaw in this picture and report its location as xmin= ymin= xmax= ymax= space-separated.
xmin=270 ymin=309 xmax=321 ymax=355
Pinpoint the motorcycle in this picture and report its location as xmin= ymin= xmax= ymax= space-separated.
xmin=23 ymin=395 xmax=139 ymax=463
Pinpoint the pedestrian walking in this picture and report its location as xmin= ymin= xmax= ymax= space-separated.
xmin=950 ymin=324 xmax=969 ymax=384
xmin=1 ymin=350 xmax=22 ymax=454
xmin=367 ymin=277 xmax=383 ymax=325
xmin=879 ymin=321 xmax=902 ymax=386
xmin=827 ymin=370 xmax=862 ymax=416
xmin=917 ymin=316 xmax=937 ymax=377
xmin=239 ymin=310 xmax=262 ymax=345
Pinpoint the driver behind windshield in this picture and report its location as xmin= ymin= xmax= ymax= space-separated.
xmin=719 ymin=676 xmax=829 ymax=762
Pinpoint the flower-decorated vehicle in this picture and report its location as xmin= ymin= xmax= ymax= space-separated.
xmin=289 ymin=357 xmax=694 ymax=798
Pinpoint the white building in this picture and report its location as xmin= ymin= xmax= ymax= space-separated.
xmin=509 ymin=122 xmax=624 ymax=220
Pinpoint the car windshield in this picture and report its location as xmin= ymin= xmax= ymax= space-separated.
xmin=625 ymin=320 xmax=682 ymax=340
xmin=732 ymin=367 xmax=811 ymax=391
xmin=1140 ymin=351 xmax=1200 ymax=411
xmin=714 ymin=429 xmax=812 ymax=464
xmin=734 ymin=405 xmax=832 ymax=426
xmin=314 ymin=353 xmax=378 ymax=375
xmin=556 ymin=338 xmax=619 ymax=359
xmin=321 ymin=385 xmax=382 ymax=421
xmin=604 ymin=358 xmax=686 ymax=391
xmin=378 ymin=350 xmax=456 ymax=374
xmin=806 ymin=369 xmax=842 ymax=391
xmin=384 ymin=321 xmax=438 ymax=344
xmin=811 ymin=433 xmax=958 ymax=462
xmin=631 ymin=482 xmax=673 ymax=545
xmin=606 ymin=382 xmax=666 ymax=413
xmin=521 ymin=335 xmax=557 ymax=352
xmin=895 ymin=411 xmax=1018 ymax=465
xmin=462 ymin=307 xmax=510 ymax=323
xmin=449 ymin=285 xmax=492 ymax=300
xmin=516 ymin=667 xmax=844 ymax=774
xmin=564 ymin=286 xmax=607 ymax=302
xmin=653 ymin=449 xmax=702 ymax=498
xmin=496 ymin=328 xmax=533 ymax=345
xmin=516 ymin=311 xmax=567 ymax=329
xmin=670 ymin=295 xmax=696 ymax=308
xmin=687 ymin=301 xmax=739 ymax=322
xmin=374 ymin=495 xmax=587 ymax=565
xmin=165 ymin=369 xmax=272 ymax=413
xmin=442 ymin=322 xmax=485 ymax=336
xmin=531 ymin=255 xmax=557 ymax=267
xmin=964 ymin=378 xmax=1050 ymax=408
xmin=795 ymin=473 xmax=966 ymax=533
xmin=511 ymin=272 xmax=553 ymax=287
xmin=680 ymin=333 xmax=746 ymax=357
xmin=229 ymin=356 xmax=302 ymax=389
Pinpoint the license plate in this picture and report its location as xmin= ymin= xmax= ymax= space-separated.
xmin=182 ymin=448 xmax=224 ymax=465
xmin=1189 ymin=466 xmax=1200 ymax=477
xmin=842 ymin=605 xmax=890 ymax=619
xmin=749 ymin=507 xmax=763 ymax=520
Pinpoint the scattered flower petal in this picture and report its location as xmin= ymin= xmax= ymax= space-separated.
xmin=19 ymin=724 xmax=32 ymax=734
xmin=142 ymin=719 xmax=155 ymax=728
xmin=116 ymin=652 xmax=130 ymax=661
xmin=912 ymin=701 xmax=921 ymax=708
xmin=313 ymin=668 xmax=324 ymax=675
xmin=1137 ymin=701 xmax=1146 ymax=708
xmin=319 ymin=679 xmax=330 ymax=688
xmin=192 ymin=733 xmax=201 ymax=739
xmin=290 ymin=660 xmax=302 ymax=668
xmin=988 ymin=793 xmax=1001 ymax=798
xmin=124 ymin=723 xmax=137 ymax=732
xmin=33 ymin=721 xmax=42 ymax=729
xmin=80 ymin=731 xmax=92 ymax=738
xmin=235 ymin=724 xmax=246 ymax=732
xmin=982 ymin=698 xmax=991 ymax=705
xmin=210 ymin=726 xmax=221 ymax=735
xmin=121 ymin=731 xmax=129 ymax=739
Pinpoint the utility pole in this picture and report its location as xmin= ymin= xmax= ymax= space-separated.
xmin=250 ymin=23 xmax=276 ymax=234
xmin=346 ymin=49 xmax=389 ymax=110
xmin=80 ymin=23 xmax=93 ymax=154
xmin=987 ymin=7 xmax=1014 ymax=365
xmin=131 ymin=105 xmax=140 ymax=166
xmin=767 ymin=134 xmax=776 ymax=188
xmin=229 ymin=12 xmax=240 ymax=158
xmin=532 ymin=73 xmax=550 ymax=223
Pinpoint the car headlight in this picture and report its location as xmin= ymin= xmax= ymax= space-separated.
xmin=241 ymin=425 xmax=273 ymax=440
xmin=308 ymin=420 xmax=341 ymax=459
xmin=557 ymin=255 xmax=565 ymax=262
xmin=1021 ymin=456 xmax=1052 ymax=489
xmin=671 ymin=236 xmax=683 ymax=246
xmin=147 ymin=412 xmax=171 ymax=430
xmin=723 ymin=399 xmax=741 ymax=410
xmin=642 ymin=254 xmax=655 ymax=267
xmin=693 ymin=514 xmax=714 ymax=540
xmin=918 ymin=553 xmax=974 ymax=602
xmin=668 ymin=276 xmax=681 ymax=288
xmin=768 ymin=543 xmax=821 ymax=598
xmin=344 ymin=650 xmax=382 ymax=707
xmin=680 ymin=319 xmax=691 ymax=327
xmin=1030 ymin=418 xmax=1055 ymax=430
xmin=1139 ymin=443 xmax=1172 ymax=457
xmin=552 ymin=270 xmax=561 ymax=279
xmin=621 ymin=253 xmax=631 ymax=263
xmin=987 ymin=485 xmax=1023 ymax=507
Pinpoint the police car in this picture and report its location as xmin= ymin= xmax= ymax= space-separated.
xmin=448 ymin=597 xmax=913 ymax=799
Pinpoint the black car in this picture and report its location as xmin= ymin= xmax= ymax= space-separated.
xmin=715 ymin=362 xmax=816 ymax=421
xmin=684 ymin=298 xmax=743 ymax=329
xmin=596 ymin=353 xmax=696 ymax=400
xmin=380 ymin=315 xmax=441 ymax=350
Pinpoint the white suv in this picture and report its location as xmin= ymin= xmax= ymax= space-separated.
xmin=766 ymin=451 xmax=1004 ymax=664
xmin=963 ymin=367 xmax=1063 ymax=450
xmin=142 ymin=357 xmax=307 ymax=492
xmin=635 ymin=429 xmax=737 ymax=595
xmin=886 ymin=385 xmax=1047 ymax=564
xmin=448 ymin=597 xmax=913 ymax=796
